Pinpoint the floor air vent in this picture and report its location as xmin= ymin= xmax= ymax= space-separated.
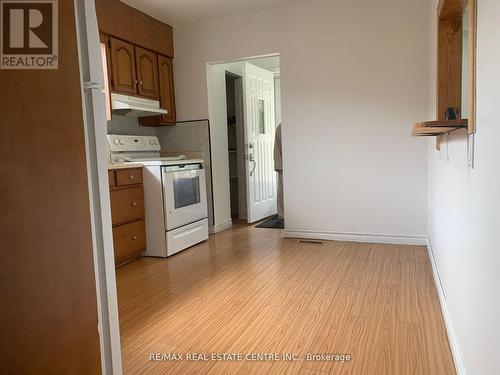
xmin=297 ymin=239 xmax=326 ymax=245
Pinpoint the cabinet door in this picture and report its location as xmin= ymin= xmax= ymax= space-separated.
xmin=113 ymin=220 xmax=146 ymax=264
xmin=158 ymin=55 xmax=176 ymax=124
xmin=109 ymin=37 xmax=137 ymax=95
xmin=135 ymin=47 xmax=159 ymax=99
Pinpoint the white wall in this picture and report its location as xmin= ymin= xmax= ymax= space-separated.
xmin=174 ymin=0 xmax=431 ymax=241
xmin=427 ymin=0 xmax=500 ymax=374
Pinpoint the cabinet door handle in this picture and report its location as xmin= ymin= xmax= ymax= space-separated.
xmin=134 ymin=79 xmax=138 ymax=85
xmin=140 ymin=81 xmax=143 ymax=86
xmin=131 ymin=202 xmax=137 ymax=207
xmin=132 ymin=235 xmax=137 ymax=240
xmin=128 ymin=174 xmax=135 ymax=180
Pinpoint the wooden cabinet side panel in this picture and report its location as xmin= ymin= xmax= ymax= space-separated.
xmin=159 ymin=55 xmax=176 ymax=124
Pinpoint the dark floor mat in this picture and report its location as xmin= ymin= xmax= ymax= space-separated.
xmin=255 ymin=215 xmax=284 ymax=229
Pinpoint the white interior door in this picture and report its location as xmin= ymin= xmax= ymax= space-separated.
xmin=243 ymin=62 xmax=277 ymax=223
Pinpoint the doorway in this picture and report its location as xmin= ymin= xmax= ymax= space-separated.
xmin=206 ymin=55 xmax=281 ymax=229
xmin=225 ymin=73 xmax=246 ymax=220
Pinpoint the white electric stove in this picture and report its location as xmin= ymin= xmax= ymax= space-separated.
xmin=108 ymin=134 xmax=209 ymax=257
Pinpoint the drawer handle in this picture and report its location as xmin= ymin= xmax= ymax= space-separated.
xmin=131 ymin=202 xmax=137 ymax=207
xmin=132 ymin=235 xmax=137 ymax=240
xmin=128 ymin=175 xmax=135 ymax=180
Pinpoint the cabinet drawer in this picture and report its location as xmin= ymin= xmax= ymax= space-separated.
xmin=116 ymin=168 xmax=142 ymax=186
xmin=108 ymin=171 xmax=115 ymax=188
xmin=110 ymin=187 xmax=144 ymax=225
xmin=113 ymin=220 xmax=146 ymax=263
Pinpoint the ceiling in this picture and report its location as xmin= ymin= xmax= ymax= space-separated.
xmin=247 ymin=56 xmax=280 ymax=75
xmin=122 ymin=0 xmax=308 ymax=27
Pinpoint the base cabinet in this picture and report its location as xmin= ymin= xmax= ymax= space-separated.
xmin=109 ymin=168 xmax=146 ymax=266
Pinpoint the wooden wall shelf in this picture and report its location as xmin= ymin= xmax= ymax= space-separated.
xmin=411 ymin=0 xmax=476 ymax=149
xmin=412 ymin=119 xmax=468 ymax=136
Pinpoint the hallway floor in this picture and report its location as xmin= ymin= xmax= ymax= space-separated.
xmin=116 ymin=223 xmax=455 ymax=374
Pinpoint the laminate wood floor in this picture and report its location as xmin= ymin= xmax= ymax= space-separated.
xmin=116 ymin=223 xmax=455 ymax=374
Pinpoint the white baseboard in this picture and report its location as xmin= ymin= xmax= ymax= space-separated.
xmin=283 ymin=229 xmax=427 ymax=245
xmin=209 ymin=219 xmax=233 ymax=234
xmin=426 ymin=237 xmax=466 ymax=375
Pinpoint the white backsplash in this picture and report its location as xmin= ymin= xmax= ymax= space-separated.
xmin=107 ymin=115 xmax=156 ymax=136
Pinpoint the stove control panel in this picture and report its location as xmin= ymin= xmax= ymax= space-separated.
xmin=107 ymin=135 xmax=161 ymax=152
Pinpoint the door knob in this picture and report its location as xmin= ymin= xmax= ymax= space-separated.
xmin=249 ymin=154 xmax=256 ymax=177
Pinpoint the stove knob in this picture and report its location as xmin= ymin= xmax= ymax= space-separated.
xmin=149 ymin=139 xmax=154 ymax=145
xmin=118 ymin=138 xmax=124 ymax=145
xmin=113 ymin=138 xmax=119 ymax=145
xmin=154 ymin=139 xmax=159 ymax=145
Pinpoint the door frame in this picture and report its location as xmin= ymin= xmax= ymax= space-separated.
xmin=234 ymin=76 xmax=247 ymax=220
xmin=74 ymin=0 xmax=123 ymax=374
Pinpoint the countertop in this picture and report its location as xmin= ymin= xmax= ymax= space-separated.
xmin=108 ymin=163 xmax=143 ymax=170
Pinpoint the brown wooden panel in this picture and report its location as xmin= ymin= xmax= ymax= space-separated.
xmin=110 ymin=37 xmax=137 ymax=95
xmin=0 ymin=1 xmax=101 ymax=373
xmin=108 ymin=170 xmax=115 ymax=188
xmin=466 ymin=0 xmax=477 ymax=133
xmin=438 ymin=0 xmax=463 ymax=19
xmin=159 ymin=55 xmax=176 ymax=124
xmin=95 ymin=0 xmax=174 ymax=57
xmin=116 ymin=168 xmax=143 ymax=186
xmin=110 ymin=187 xmax=145 ymax=226
xmin=437 ymin=16 xmax=462 ymax=120
xmin=113 ymin=220 xmax=146 ymax=263
xmin=135 ymin=47 xmax=159 ymax=99
xmin=140 ymin=55 xmax=176 ymax=126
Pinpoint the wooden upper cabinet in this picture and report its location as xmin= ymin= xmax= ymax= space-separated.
xmin=158 ymin=55 xmax=176 ymax=124
xmin=109 ymin=37 xmax=136 ymax=95
xmin=95 ymin=0 xmax=174 ymax=58
xmin=135 ymin=47 xmax=159 ymax=99
xmin=139 ymin=55 xmax=176 ymax=126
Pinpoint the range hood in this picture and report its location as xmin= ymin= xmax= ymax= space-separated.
xmin=111 ymin=93 xmax=168 ymax=117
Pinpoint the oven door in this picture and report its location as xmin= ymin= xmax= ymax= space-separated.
xmin=162 ymin=164 xmax=207 ymax=231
